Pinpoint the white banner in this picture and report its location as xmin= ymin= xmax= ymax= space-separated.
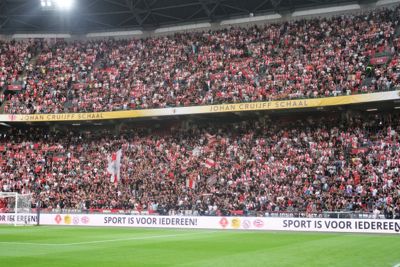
xmin=1 ymin=213 xmax=399 ymax=234
xmin=0 ymin=213 xmax=38 ymax=225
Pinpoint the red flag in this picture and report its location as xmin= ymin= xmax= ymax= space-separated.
xmin=353 ymin=171 xmax=360 ymax=185
xmin=52 ymin=156 xmax=65 ymax=162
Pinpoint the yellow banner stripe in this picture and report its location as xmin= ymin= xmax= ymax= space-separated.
xmin=0 ymin=91 xmax=398 ymax=122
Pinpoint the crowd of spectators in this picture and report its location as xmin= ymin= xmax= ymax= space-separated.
xmin=0 ymin=40 xmax=39 ymax=106
xmin=1 ymin=6 xmax=400 ymax=114
xmin=0 ymin=112 xmax=399 ymax=218
xmin=1 ymin=6 xmax=400 ymax=218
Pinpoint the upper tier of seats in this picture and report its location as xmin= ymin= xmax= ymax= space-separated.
xmin=0 ymin=6 xmax=399 ymax=114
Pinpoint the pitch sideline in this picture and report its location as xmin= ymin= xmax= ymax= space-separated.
xmin=0 ymin=230 xmax=218 ymax=246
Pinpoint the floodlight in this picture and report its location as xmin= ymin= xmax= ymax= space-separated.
xmin=55 ymin=0 xmax=74 ymax=9
xmin=40 ymin=0 xmax=52 ymax=7
xmin=40 ymin=0 xmax=56 ymax=9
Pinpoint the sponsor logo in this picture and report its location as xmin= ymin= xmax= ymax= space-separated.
xmin=64 ymin=215 xmax=72 ymax=225
xmin=231 ymin=218 xmax=241 ymax=229
xmin=73 ymin=216 xmax=80 ymax=225
xmin=81 ymin=216 xmax=90 ymax=224
xmin=219 ymin=217 xmax=229 ymax=228
xmin=242 ymin=220 xmax=251 ymax=229
xmin=55 ymin=214 xmax=62 ymax=224
xmin=253 ymin=219 xmax=264 ymax=228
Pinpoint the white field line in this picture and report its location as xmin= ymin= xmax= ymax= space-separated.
xmin=393 ymin=263 xmax=400 ymax=267
xmin=0 ymin=231 xmax=218 ymax=246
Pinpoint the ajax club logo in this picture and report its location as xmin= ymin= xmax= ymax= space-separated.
xmin=219 ymin=217 xmax=229 ymax=228
xmin=55 ymin=214 xmax=62 ymax=224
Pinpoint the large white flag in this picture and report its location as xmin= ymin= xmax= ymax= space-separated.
xmin=107 ymin=149 xmax=122 ymax=184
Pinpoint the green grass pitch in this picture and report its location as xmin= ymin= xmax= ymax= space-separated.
xmin=0 ymin=226 xmax=399 ymax=267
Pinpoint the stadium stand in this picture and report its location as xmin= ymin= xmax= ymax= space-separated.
xmin=3 ymin=2 xmax=400 ymax=267
xmin=0 ymin=5 xmax=399 ymax=114
xmin=0 ymin=111 xmax=399 ymax=218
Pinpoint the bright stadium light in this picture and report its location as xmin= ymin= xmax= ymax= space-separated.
xmin=55 ymin=0 xmax=74 ymax=10
xmin=40 ymin=0 xmax=52 ymax=7
xmin=40 ymin=0 xmax=74 ymax=10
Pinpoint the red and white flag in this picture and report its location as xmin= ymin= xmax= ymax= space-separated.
xmin=205 ymin=158 xmax=216 ymax=169
xmin=207 ymin=176 xmax=217 ymax=185
xmin=205 ymin=133 xmax=218 ymax=147
xmin=107 ymin=149 xmax=122 ymax=184
xmin=186 ymin=178 xmax=196 ymax=189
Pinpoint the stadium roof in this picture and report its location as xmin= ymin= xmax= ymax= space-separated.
xmin=0 ymin=0 xmax=379 ymax=34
